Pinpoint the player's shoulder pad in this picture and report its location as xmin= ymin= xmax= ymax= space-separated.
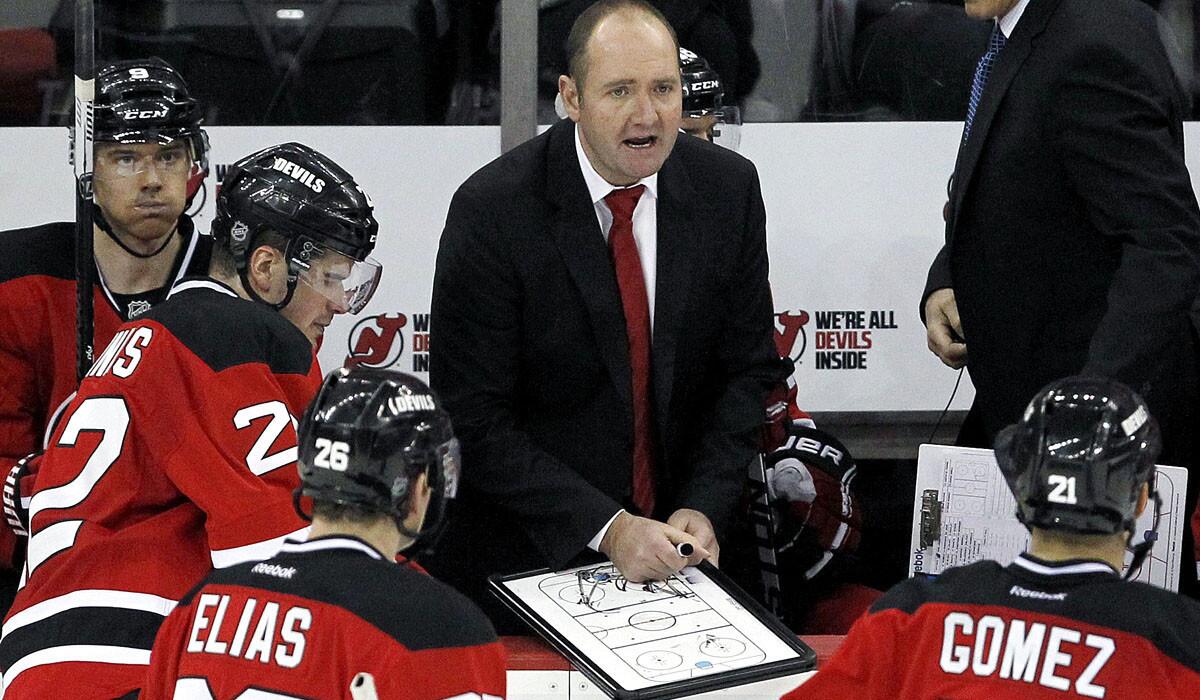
xmin=204 ymin=549 xmax=499 ymax=651
xmin=1075 ymin=577 xmax=1200 ymax=672
xmin=0 ymin=222 xmax=75 ymax=284
xmin=379 ymin=561 xmax=501 ymax=648
xmin=870 ymin=560 xmax=1006 ymax=616
xmin=350 ymin=559 xmax=500 ymax=651
xmin=140 ymin=281 xmax=313 ymax=375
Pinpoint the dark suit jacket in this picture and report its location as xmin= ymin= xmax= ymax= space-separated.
xmin=428 ymin=119 xmax=780 ymax=614
xmin=923 ymin=0 xmax=1200 ymax=449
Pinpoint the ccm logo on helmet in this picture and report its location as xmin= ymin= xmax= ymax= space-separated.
xmin=689 ymin=80 xmax=719 ymax=92
xmin=387 ymin=394 xmax=436 ymax=414
xmin=271 ymin=157 xmax=325 ymax=193
xmin=120 ymin=108 xmax=170 ymax=120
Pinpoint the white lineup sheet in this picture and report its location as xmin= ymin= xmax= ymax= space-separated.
xmin=909 ymin=444 xmax=1188 ymax=592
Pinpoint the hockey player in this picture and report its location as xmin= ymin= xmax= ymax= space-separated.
xmin=785 ymin=376 xmax=1200 ymax=699
xmin=0 ymin=57 xmax=211 ymax=574
xmin=142 ymin=368 xmax=506 ymax=699
xmin=679 ymin=47 xmax=741 ymax=150
xmin=0 ymin=142 xmax=383 ymax=699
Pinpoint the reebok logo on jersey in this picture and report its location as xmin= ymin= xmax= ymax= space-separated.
xmin=270 ymin=157 xmax=325 ymax=193
xmin=251 ymin=563 xmax=297 ymax=580
xmin=1010 ymin=585 xmax=1067 ymax=601
xmin=387 ymin=394 xmax=436 ymax=414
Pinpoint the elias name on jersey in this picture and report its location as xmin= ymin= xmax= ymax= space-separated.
xmin=940 ymin=611 xmax=1114 ymax=697
xmin=187 ymin=594 xmax=311 ymax=669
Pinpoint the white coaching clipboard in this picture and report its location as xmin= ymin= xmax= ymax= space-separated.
xmin=489 ymin=560 xmax=815 ymax=699
xmin=909 ymin=444 xmax=1189 ymax=591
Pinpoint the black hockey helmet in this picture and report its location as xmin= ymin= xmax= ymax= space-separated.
xmin=90 ymin=57 xmax=209 ymax=173
xmin=995 ymin=376 xmax=1161 ymax=577
xmin=296 ymin=368 xmax=460 ymax=553
xmin=678 ymin=47 xmax=741 ymax=150
xmin=680 ymin=47 xmax=723 ymax=116
xmin=212 ymin=142 xmax=382 ymax=313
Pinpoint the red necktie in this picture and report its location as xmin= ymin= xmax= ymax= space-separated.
xmin=604 ymin=185 xmax=656 ymax=517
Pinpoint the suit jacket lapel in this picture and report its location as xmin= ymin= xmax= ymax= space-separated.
xmin=950 ymin=0 xmax=1061 ymax=231
xmin=651 ymin=153 xmax=701 ymax=430
xmin=545 ymin=121 xmax=634 ymax=411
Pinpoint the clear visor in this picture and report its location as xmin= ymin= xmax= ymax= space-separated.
xmin=711 ymin=106 xmax=742 ymax=151
xmin=297 ymin=250 xmax=383 ymax=315
xmin=437 ymin=437 xmax=461 ymax=500
xmin=680 ymin=106 xmax=742 ymax=152
xmin=94 ymin=142 xmax=192 ymax=180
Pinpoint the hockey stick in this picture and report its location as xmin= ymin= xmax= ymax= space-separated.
xmin=73 ymin=0 xmax=96 ymax=382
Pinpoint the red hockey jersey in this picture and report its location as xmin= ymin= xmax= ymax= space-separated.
xmin=142 ymin=536 xmax=507 ymax=700
xmin=0 ymin=220 xmax=211 ymax=563
xmin=786 ymin=553 xmax=1200 ymax=699
xmin=0 ymin=279 xmax=321 ymax=698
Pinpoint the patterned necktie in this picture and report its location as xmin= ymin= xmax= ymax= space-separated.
xmin=964 ymin=23 xmax=1008 ymax=141
xmin=604 ymin=184 xmax=656 ymax=517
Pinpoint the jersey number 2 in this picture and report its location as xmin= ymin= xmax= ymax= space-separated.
xmin=25 ymin=397 xmax=129 ymax=583
xmin=233 ymin=401 xmax=298 ymax=476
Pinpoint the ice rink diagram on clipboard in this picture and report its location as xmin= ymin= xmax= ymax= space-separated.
xmin=537 ymin=564 xmax=767 ymax=682
xmin=909 ymin=445 xmax=1188 ymax=591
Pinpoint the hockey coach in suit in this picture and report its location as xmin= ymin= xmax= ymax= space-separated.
xmin=922 ymin=0 xmax=1200 ymax=590
xmin=429 ymin=0 xmax=781 ymax=630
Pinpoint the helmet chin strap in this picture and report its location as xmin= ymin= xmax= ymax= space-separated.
xmin=1124 ymin=489 xmax=1162 ymax=580
xmin=93 ymin=205 xmax=179 ymax=259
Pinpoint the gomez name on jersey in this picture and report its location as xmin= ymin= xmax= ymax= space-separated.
xmin=940 ymin=611 xmax=1114 ymax=698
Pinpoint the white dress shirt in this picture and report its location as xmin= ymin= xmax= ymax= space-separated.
xmin=573 ymin=123 xmax=662 ymax=551
xmin=574 ymin=124 xmax=660 ymax=330
xmin=999 ymin=0 xmax=1032 ymax=39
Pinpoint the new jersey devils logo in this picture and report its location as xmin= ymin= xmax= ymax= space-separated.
xmin=775 ymin=311 xmax=810 ymax=364
xmin=345 ymin=313 xmax=408 ymax=369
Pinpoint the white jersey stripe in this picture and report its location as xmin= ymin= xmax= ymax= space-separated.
xmin=1013 ymin=554 xmax=1117 ymax=577
xmin=279 ymin=536 xmax=384 ymax=560
xmin=2 ymin=644 xmax=150 ymax=690
xmin=22 ymin=520 xmax=81 ymax=579
xmin=2 ymin=589 xmax=176 ymax=639
xmin=210 ymin=527 xmax=309 ymax=569
xmin=167 ymin=278 xmax=238 ymax=300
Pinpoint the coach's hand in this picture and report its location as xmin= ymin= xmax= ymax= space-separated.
xmin=600 ymin=511 xmax=707 ymax=583
xmin=925 ymin=287 xmax=968 ymax=369
xmin=667 ymin=508 xmax=719 ymax=567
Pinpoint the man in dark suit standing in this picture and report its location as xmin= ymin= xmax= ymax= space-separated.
xmin=923 ymin=0 xmax=1200 ymax=591
xmin=429 ymin=0 xmax=780 ymax=629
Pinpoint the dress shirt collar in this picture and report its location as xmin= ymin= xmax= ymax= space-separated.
xmin=998 ymin=0 xmax=1032 ymax=39
xmin=574 ymin=122 xmax=659 ymax=205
